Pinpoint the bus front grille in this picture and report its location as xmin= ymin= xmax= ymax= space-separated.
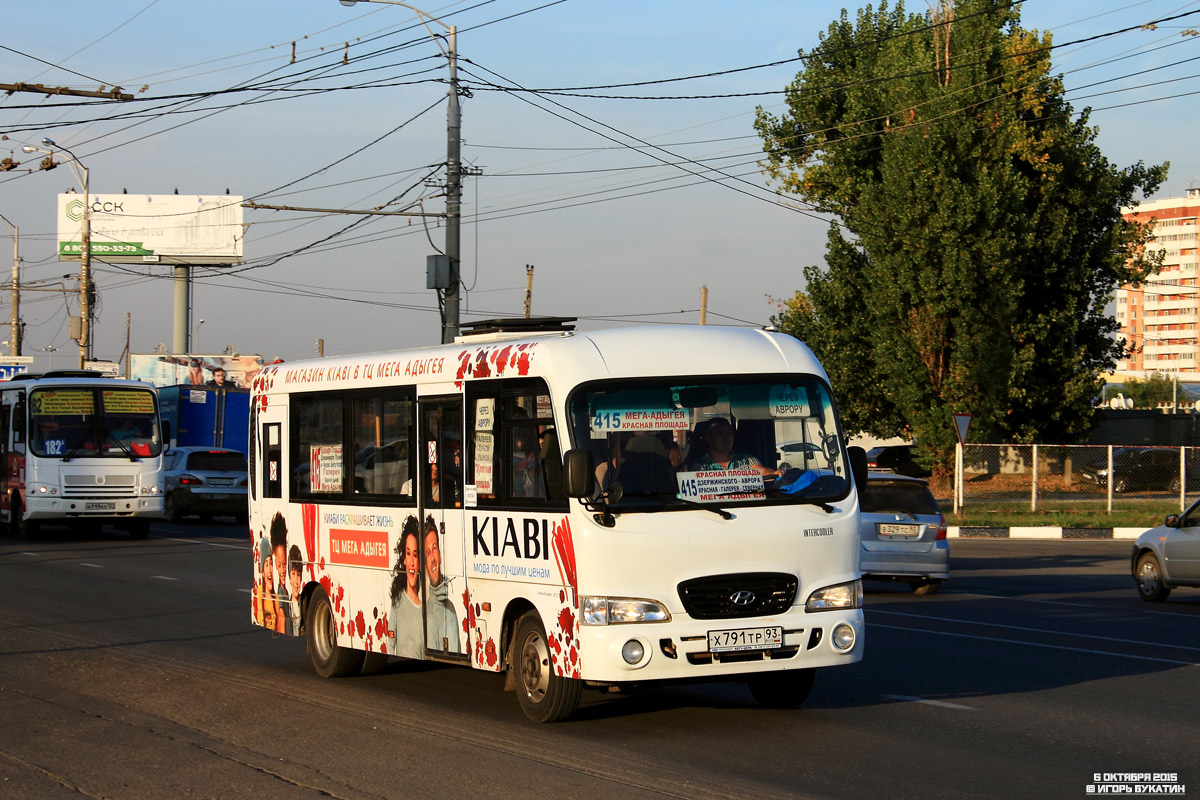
xmin=677 ymin=572 xmax=798 ymax=620
xmin=62 ymin=474 xmax=137 ymax=498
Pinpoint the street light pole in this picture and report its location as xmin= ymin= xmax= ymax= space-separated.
xmin=22 ymin=138 xmax=91 ymax=368
xmin=0 ymin=214 xmax=19 ymax=357
xmin=339 ymin=0 xmax=461 ymax=342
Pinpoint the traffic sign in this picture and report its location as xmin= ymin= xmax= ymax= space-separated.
xmin=953 ymin=412 xmax=972 ymax=445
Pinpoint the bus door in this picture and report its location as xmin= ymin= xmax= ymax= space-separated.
xmin=418 ymin=394 xmax=467 ymax=659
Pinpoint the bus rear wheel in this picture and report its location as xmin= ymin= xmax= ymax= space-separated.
xmin=305 ymin=586 xmax=364 ymax=678
xmin=513 ymin=611 xmax=581 ymax=723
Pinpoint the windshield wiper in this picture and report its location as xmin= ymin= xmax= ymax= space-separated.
xmin=763 ymin=471 xmax=836 ymax=513
xmin=621 ymin=491 xmax=733 ymax=520
xmin=61 ymin=432 xmax=94 ymax=462
xmin=105 ymin=431 xmax=139 ymax=461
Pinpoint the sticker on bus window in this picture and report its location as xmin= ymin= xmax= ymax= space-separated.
xmin=102 ymin=390 xmax=155 ymax=414
xmin=43 ymin=438 xmax=67 ymax=456
xmin=309 ymin=444 xmax=343 ymax=492
xmin=676 ymin=469 xmax=765 ymax=502
xmin=768 ymin=385 xmax=809 ymax=417
xmin=590 ymin=409 xmax=689 ymax=433
xmin=476 ymin=398 xmax=495 ymax=431
xmin=474 ymin=433 xmax=494 ymax=493
xmin=32 ymin=390 xmax=95 ymax=416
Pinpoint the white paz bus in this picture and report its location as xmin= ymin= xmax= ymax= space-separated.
xmin=1 ymin=370 xmax=164 ymax=539
xmin=249 ymin=319 xmax=866 ymax=722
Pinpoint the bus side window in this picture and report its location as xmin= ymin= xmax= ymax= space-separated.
xmin=263 ymin=423 xmax=282 ymax=499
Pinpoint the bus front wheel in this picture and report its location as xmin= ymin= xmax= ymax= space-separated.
xmin=12 ymin=500 xmax=37 ymax=541
xmin=306 ymin=586 xmax=364 ymax=678
xmin=513 ymin=611 xmax=582 ymax=723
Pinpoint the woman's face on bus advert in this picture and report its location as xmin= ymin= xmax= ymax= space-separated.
xmin=404 ymin=534 xmax=420 ymax=592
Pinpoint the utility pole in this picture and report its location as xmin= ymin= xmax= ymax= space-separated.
xmin=316 ymin=338 xmax=325 ymax=357
xmin=1 ymin=214 xmax=19 ymax=356
xmin=699 ymin=285 xmax=708 ymax=326
xmin=524 ymin=264 xmax=534 ymax=318
xmin=442 ymin=24 xmax=462 ymax=344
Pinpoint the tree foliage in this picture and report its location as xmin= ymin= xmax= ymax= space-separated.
xmin=1115 ymin=374 xmax=1180 ymax=409
xmin=756 ymin=0 xmax=1166 ymax=473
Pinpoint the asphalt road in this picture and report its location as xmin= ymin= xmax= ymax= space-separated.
xmin=1 ymin=522 xmax=1197 ymax=800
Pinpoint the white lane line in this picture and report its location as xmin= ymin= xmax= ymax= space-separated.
xmin=871 ymin=623 xmax=1200 ymax=667
xmin=237 ymin=588 xmax=252 ymax=594
xmin=79 ymin=563 xmax=103 ymax=568
xmin=154 ymin=535 xmax=245 ymax=550
xmin=954 ymin=592 xmax=1200 ymax=620
xmin=869 ymin=609 xmax=1200 ymax=652
xmin=150 ymin=575 xmax=178 ymax=581
xmin=882 ymin=694 xmax=976 ymax=710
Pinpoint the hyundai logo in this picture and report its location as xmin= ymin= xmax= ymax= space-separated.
xmin=730 ymin=590 xmax=756 ymax=606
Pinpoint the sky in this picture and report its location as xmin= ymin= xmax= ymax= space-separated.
xmin=2 ymin=0 xmax=1199 ymax=372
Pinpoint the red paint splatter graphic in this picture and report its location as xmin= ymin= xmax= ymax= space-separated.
xmin=557 ymin=607 xmax=575 ymax=645
xmin=355 ymin=610 xmax=366 ymax=639
xmin=485 ymin=638 xmax=498 ymax=667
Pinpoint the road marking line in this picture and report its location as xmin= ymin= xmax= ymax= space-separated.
xmin=155 ymin=535 xmax=244 ymax=550
xmin=871 ymin=623 xmax=1200 ymax=667
xmin=869 ymin=608 xmax=1200 ymax=652
xmin=79 ymin=563 xmax=103 ymax=568
xmin=151 ymin=575 xmax=178 ymax=581
xmin=883 ymin=694 xmax=976 ymax=710
xmin=238 ymin=588 xmax=252 ymax=594
xmin=954 ymin=592 xmax=1092 ymax=608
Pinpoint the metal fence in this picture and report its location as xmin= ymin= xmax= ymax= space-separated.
xmin=951 ymin=444 xmax=1200 ymax=516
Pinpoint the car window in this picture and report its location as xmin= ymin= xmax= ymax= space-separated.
xmin=861 ymin=481 xmax=940 ymax=515
xmin=187 ymin=451 xmax=246 ymax=471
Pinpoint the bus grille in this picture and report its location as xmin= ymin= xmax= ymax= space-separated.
xmin=62 ymin=474 xmax=137 ymax=498
xmin=677 ymin=573 xmax=798 ymax=620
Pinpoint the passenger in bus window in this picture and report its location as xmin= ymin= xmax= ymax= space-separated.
xmin=423 ymin=517 xmax=460 ymax=653
xmin=288 ymin=545 xmax=304 ymax=636
xmin=389 ymin=517 xmax=424 ymax=658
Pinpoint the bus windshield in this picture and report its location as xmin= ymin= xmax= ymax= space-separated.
xmin=568 ymin=376 xmax=849 ymax=510
xmin=30 ymin=387 xmax=161 ymax=459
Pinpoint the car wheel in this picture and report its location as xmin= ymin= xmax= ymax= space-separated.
xmin=1113 ymin=476 xmax=1129 ymax=493
xmin=306 ymin=586 xmax=365 ymax=678
xmin=748 ymin=668 xmax=816 ymax=708
xmin=513 ymin=611 xmax=582 ymax=723
xmin=912 ymin=579 xmax=942 ymax=595
xmin=1135 ymin=553 xmax=1171 ymax=602
xmin=165 ymin=493 xmax=183 ymax=523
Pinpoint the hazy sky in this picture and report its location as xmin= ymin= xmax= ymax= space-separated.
xmin=2 ymin=0 xmax=1198 ymax=371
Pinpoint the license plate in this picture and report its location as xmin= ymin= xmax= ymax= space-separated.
xmin=209 ymin=478 xmax=234 ymax=487
xmin=707 ymin=626 xmax=783 ymax=653
xmin=878 ymin=523 xmax=919 ymax=537
xmin=86 ymin=502 xmax=115 ymax=511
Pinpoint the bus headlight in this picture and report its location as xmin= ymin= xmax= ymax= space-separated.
xmin=805 ymin=580 xmax=862 ymax=611
xmin=832 ymin=623 xmax=856 ymax=651
xmin=30 ymin=484 xmax=57 ymax=495
xmin=581 ymin=597 xmax=671 ymax=625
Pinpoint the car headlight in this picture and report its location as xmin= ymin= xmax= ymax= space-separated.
xmin=806 ymin=580 xmax=862 ymax=611
xmin=581 ymin=597 xmax=671 ymax=625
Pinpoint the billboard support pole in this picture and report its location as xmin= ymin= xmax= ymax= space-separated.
xmin=173 ymin=265 xmax=191 ymax=354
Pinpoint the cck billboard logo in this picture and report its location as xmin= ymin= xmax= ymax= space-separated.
xmin=65 ymin=199 xmax=126 ymax=222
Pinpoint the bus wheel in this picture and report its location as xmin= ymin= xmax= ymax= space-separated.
xmin=747 ymin=668 xmax=816 ymax=709
xmin=360 ymin=651 xmax=389 ymax=676
xmin=513 ymin=611 xmax=581 ymax=723
xmin=13 ymin=501 xmax=38 ymax=541
xmin=306 ymin=586 xmax=364 ymax=678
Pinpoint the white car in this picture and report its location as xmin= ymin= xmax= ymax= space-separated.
xmin=859 ymin=472 xmax=949 ymax=594
xmin=1132 ymin=498 xmax=1200 ymax=601
xmin=775 ymin=440 xmax=823 ymax=471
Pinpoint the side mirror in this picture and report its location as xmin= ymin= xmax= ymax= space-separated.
xmin=563 ymin=448 xmax=596 ymax=499
xmin=1165 ymin=514 xmax=1181 ymax=529
xmin=161 ymin=420 xmax=172 ymax=450
xmin=848 ymin=445 xmax=868 ymax=492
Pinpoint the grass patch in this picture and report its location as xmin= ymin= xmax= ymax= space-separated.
xmin=948 ymin=505 xmax=1174 ymax=529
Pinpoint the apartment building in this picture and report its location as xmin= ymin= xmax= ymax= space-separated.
xmin=1117 ymin=188 xmax=1200 ymax=374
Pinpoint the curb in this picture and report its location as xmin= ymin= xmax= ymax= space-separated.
xmin=947 ymin=526 xmax=1147 ymax=540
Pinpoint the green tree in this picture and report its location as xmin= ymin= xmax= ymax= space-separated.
xmin=756 ymin=0 xmax=1165 ymax=474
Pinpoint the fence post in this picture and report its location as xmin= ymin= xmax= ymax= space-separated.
xmin=1107 ymin=444 xmax=1113 ymax=514
xmin=1180 ymin=446 xmax=1186 ymax=510
xmin=1031 ymin=443 xmax=1038 ymax=512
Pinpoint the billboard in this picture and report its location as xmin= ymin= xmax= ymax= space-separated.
xmin=57 ymin=194 xmax=243 ymax=264
xmin=130 ymin=354 xmax=264 ymax=389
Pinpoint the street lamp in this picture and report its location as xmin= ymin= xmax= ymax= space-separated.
xmin=339 ymin=0 xmax=462 ymax=343
xmin=193 ymin=318 xmax=205 ymax=353
xmin=22 ymin=137 xmax=92 ymax=369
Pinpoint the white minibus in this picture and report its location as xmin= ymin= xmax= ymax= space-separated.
xmin=249 ymin=319 xmax=865 ymax=721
